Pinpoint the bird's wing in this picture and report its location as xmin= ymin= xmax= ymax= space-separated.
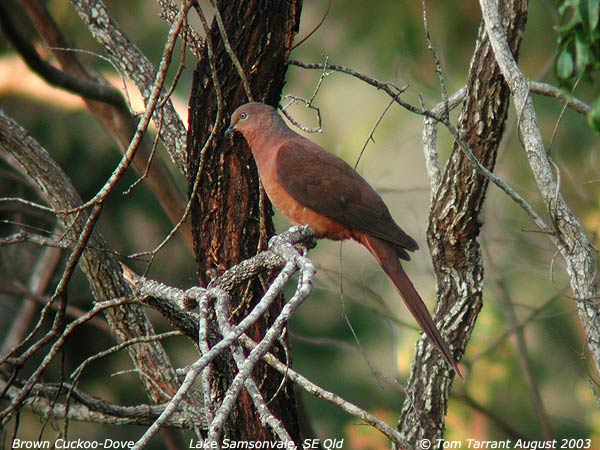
xmin=276 ymin=139 xmax=418 ymax=255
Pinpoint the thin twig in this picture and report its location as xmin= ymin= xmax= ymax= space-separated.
xmin=479 ymin=0 xmax=600 ymax=373
xmin=0 ymin=297 xmax=136 ymax=421
xmin=289 ymin=59 xmax=410 ymax=109
xmin=239 ymin=335 xmax=409 ymax=447
xmin=547 ymin=77 xmax=581 ymax=155
xmin=0 ymin=198 xmax=56 ymax=214
xmin=483 ymin=243 xmax=552 ymax=440
xmin=208 ymin=0 xmax=253 ymax=101
xmin=291 ymin=0 xmax=332 ymax=50
xmin=70 ymin=331 xmax=183 ymax=383
xmin=123 ymin=114 xmax=164 ymax=196
xmin=355 ymin=96 xmax=398 ymax=170
xmin=422 ymin=0 xmax=450 ymax=120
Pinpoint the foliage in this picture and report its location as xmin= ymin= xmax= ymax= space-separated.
xmin=554 ymin=0 xmax=600 ymax=132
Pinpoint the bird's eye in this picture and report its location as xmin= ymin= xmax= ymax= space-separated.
xmin=239 ymin=112 xmax=248 ymax=120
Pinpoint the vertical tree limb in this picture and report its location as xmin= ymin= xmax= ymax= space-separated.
xmin=187 ymin=0 xmax=303 ymax=442
xmin=398 ymin=0 xmax=528 ymax=444
xmin=479 ymin=0 xmax=600 ymax=375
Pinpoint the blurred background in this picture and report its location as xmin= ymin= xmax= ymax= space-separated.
xmin=1 ymin=0 xmax=599 ymax=448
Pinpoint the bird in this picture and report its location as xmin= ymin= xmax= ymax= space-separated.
xmin=225 ymin=102 xmax=461 ymax=377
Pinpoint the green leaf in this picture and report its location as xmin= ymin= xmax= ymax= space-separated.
xmin=588 ymin=0 xmax=599 ymax=31
xmin=556 ymin=48 xmax=575 ymax=79
xmin=587 ymin=98 xmax=600 ymax=134
xmin=579 ymin=0 xmax=591 ymax=32
xmin=575 ymin=31 xmax=592 ymax=72
xmin=555 ymin=4 xmax=583 ymax=32
xmin=558 ymin=0 xmax=581 ymax=17
xmin=555 ymin=12 xmax=583 ymax=32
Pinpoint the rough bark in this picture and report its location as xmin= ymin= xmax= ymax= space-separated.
xmin=479 ymin=0 xmax=600 ymax=379
xmin=187 ymin=0 xmax=303 ymax=443
xmin=397 ymin=0 xmax=528 ymax=444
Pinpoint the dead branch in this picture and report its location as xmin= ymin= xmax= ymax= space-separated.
xmin=71 ymin=0 xmax=188 ymax=172
xmin=0 ymin=109 xmax=202 ymax=426
xmin=15 ymin=0 xmax=193 ymax=247
xmin=480 ymin=0 xmax=600 ymax=376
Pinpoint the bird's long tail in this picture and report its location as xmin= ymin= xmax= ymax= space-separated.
xmin=360 ymin=234 xmax=462 ymax=379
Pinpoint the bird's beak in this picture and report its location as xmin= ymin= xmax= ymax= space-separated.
xmin=224 ymin=123 xmax=236 ymax=137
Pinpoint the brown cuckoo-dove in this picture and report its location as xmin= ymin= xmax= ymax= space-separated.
xmin=226 ymin=102 xmax=460 ymax=377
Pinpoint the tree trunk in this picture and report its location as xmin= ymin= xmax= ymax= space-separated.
xmin=186 ymin=0 xmax=303 ymax=443
xmin=397 ymin=0 xmax=528 ymax=445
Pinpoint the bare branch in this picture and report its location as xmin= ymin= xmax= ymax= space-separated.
xmin=131 ymin=226 xmax=314 ymax=449
xmin=1 ymin=383 xmax=194 ymax=428
xmin=18 ymin=0 xmax=193 ymax=247
xmin=207 ymin=251 xmax=315 ymax=442
xmin=157 ymin=0 xmax=205 ymax=57
xmin=216 ymin=296 xmax=293 ymax=443
xmin=422 ymin=87 xmax=466 ymax=196
xmin=0 ymin=109 xmax=199 ymax=424
xmin=71 ymin=0 xmax=189 ymax=173
xmin=0 ymin=4 xmax=126 ymax=110
xmin=0 ymin=230 xmax=67 ymax=249
xmin=240 ymin=336 xmax=410 ymax=448
xmin=530 ymin=81 xmax=591 ymax=115
xmin=479 ymin=0 xmax=600 ymax=375
xmin=289 ymin=59 xmax=409 ymax=108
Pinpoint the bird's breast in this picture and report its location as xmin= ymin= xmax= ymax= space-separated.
xmin=261 ymin=170 xmax=352 ymax=241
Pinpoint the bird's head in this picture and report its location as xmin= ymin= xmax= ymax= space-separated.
xmin=225 ymin=102 xmax=276 ymax=138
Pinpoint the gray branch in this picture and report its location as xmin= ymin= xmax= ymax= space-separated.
xmin=0 ymin=108 xmax=203 ymax=424
xmin=479 ymin=0 xmax=600 ymax=374
xmin=1 ymin=383 xmax=195 ymax=428
xmin=125 ymin=225 xmax=413 ymax=447
xmin=71 ymin=0 xmax=188 ymax=173
xmin=131 ymin=226 xmax=315 ymax=449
